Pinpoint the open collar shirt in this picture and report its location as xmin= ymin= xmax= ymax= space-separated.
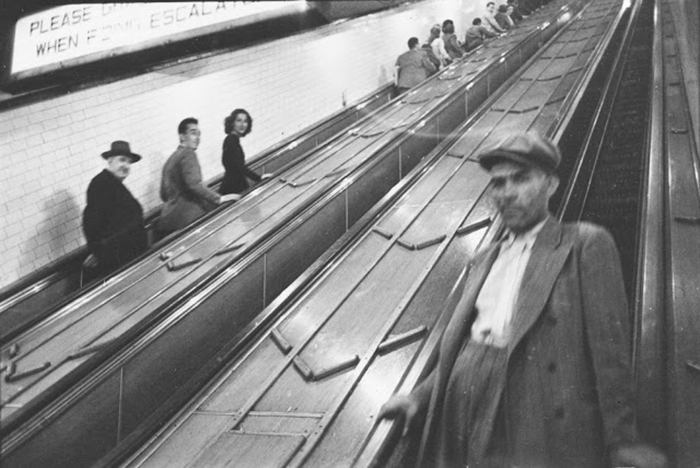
xmin=470 ymin=217 xmax=548 ymax=347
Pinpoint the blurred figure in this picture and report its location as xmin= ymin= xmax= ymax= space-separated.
xmin=421 ymin=27 xmax=443 ymax=72
xmin=464 ymin=18 xmax=497 ymax=52
xmin=427 ymin=24 xmax=450 ymax=68
xmin=495 ymin=4 xmax=515 ymax=30
xmin=157 ymin=118 xmax=238 ymax=238
xmin=220 ymin=109 xmax=271 ymax=196
xmin=482 ymin=1 xmax=506 ymax=34
xmin=83 ymin=141 xmax=147 ymax=274
xmin=395 ymin=37 xmax=437 ymax=94
xmin=441 ymin=19 xmax=464 ymax=61
xmin=507 ymin=0 xmax=526 ymax=22
xmin=378 ymin=133 xmax=667 ymax=468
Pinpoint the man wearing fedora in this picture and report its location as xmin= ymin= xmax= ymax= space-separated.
xmin=83 ymin=141 xmax=148 ymax=274
xmin=378 ymin=133 xmax=666 ymax=467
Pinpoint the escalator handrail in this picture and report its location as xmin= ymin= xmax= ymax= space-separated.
xmin=553 ymin=0 xmax=642 ymax=219
xmin=631 ymin=0 xmax=667 ymax=444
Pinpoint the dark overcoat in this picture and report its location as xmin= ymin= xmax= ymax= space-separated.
xmin=158 ymin=145 xmax=220 ymax=233
xmin=83 ymin=169 xmax=147 ymax=270
xmin=413 ymin=218 xmax=639 ymax=467
xmin=219 ymin=133 xmax=261 ymax=195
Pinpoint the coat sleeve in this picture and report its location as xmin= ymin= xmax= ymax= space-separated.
xmin=83 ymin=178 xmax=110 ymax=244
xmin=578 ymin=225 xmax=639 ymax=448
xmin=485 ymin=14 xmax=505 ymax=33
xmin=481 ymin=25 xmax=497 ymax=39
xmin=223 ymin=137 xmax=261 ymax=184
xmin=422 ymin=53 xmax=437 ymax=74
xmin=181 ymin=150 xmax=220 ymax=206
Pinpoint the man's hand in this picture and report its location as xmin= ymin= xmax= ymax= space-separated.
xmin=261 ymin=173 xmax=273 ymax=180
xmin=220 ymin=193 xmax=241 ymax=203
xmin=611 ymin=443 xmax=668 ymax=468
xmin=376 ymin=394 xmax=420 ymax=437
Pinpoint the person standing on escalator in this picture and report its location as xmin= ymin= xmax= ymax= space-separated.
xmin=378 ymin=132 xmax=668 ymax=468
xmin=83 ymin=140 xmax=147 ymax=274
xmin=157 ymin=117 xmax=238 ymax=239
xmin=219 ymin=108 xmax=271 ymax=197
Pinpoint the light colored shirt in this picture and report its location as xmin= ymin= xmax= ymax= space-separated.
xmin=482 ymin=12 xmax=505 ymax=34
xmin=430 ymin=36 xmax=450 ymax=64
xmin=470 ymin=218 xmax=548 ymax=347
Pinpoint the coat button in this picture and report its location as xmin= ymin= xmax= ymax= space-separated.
xmin=547 ymin=362 xmax=557 ymax=373
xmin=554 ymin=407 xmax=565 ymax=419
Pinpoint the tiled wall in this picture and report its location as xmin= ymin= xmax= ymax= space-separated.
xmin=0 ymin=0 xmax=479 ymax=289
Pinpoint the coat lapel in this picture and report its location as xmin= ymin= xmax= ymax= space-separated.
xmin=507 ymin=218 xmax=573 ymax=358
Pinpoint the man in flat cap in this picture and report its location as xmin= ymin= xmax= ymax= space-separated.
xmin=379 ymin=132 xmax=666 ymax=467
xmin=83 ymin=141 xmax=148 ymax=275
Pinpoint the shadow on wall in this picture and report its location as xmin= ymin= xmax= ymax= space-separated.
xmin=20 ymin=189 xmax=82 ymax=277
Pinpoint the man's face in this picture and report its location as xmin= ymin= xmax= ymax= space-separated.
xmin=180 ymin=123 xmax=201 ymax=150
xmin=488 ymin=161 xmax=559 ymax=234
xmin=487 ymin=3 xmax=495 ymax=13
xmin=106 ymin=155 xmax=132 ymax=181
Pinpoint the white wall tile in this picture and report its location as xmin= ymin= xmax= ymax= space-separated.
xmin=0 ymin=0 xmax=480 ymax=289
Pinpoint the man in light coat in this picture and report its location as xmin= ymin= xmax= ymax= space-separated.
xmin=378 ymin=133 xmax=666 ymax=467
xmin=395 ymin=37 xmax=437 ymax=94
xmin=157 ymin=117 xmax=237 ymax=237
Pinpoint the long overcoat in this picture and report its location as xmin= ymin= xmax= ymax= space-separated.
xmin=158 ymin=145 xmax=219 ymax=233
xmin=413 ymin=218 xmax=639 ymax=467
xmin=83 ymin=169 xmax=147 ymax=270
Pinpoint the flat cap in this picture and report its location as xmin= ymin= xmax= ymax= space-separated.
xmin=478 ymin=132 xmax=561 ymax=173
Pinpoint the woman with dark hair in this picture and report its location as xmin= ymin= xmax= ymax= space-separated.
xmin=442 ymin=19 xmax=463 ymax=60
xmin=219 ymin=108 xmax=270 ymax=196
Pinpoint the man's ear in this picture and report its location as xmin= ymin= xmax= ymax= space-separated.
xmin=547 ymin=174 xmax=560 ymax=196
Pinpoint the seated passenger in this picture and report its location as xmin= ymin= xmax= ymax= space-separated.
xmin=427 ymin=24 xmax=451 ymax=67
xmin=395 ymin=37 xmax=437 ymax=94
xmin=506 ymin=0 xmax=525 ymax=24
xmin=420 ymin=39 xmax=442 ymax=74
xmin=482 ymin=1 xmax=506 ymax=34
xmin=83 ymin=141 xmax=147 ymax=273
xmin=495 ymin=4 xmax=515 ymax=30
xmin=220 ymin=109 xmax=271 ymax=196
xmin=157 ymin=118 xmax=238 ymax=238
xmin=464 ymin=18 xmax=498 ymax=52
xmin=442 ymin=20 xmax=464 ymax=61
xmin=421 ymin=24 xmax=450 ymax=70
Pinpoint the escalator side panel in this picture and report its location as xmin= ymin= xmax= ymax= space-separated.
xmin=1 ymin=372 xmax=121 ymax=468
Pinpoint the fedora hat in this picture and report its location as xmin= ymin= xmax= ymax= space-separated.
xmin=478 ymin=132 xmax=561 ymax=174
xmin=101 ymin=140 xmax=141 ymax=163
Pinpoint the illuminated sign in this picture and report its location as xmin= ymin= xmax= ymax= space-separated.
xmin=11 ymin=2 xmax=306 ymax=77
